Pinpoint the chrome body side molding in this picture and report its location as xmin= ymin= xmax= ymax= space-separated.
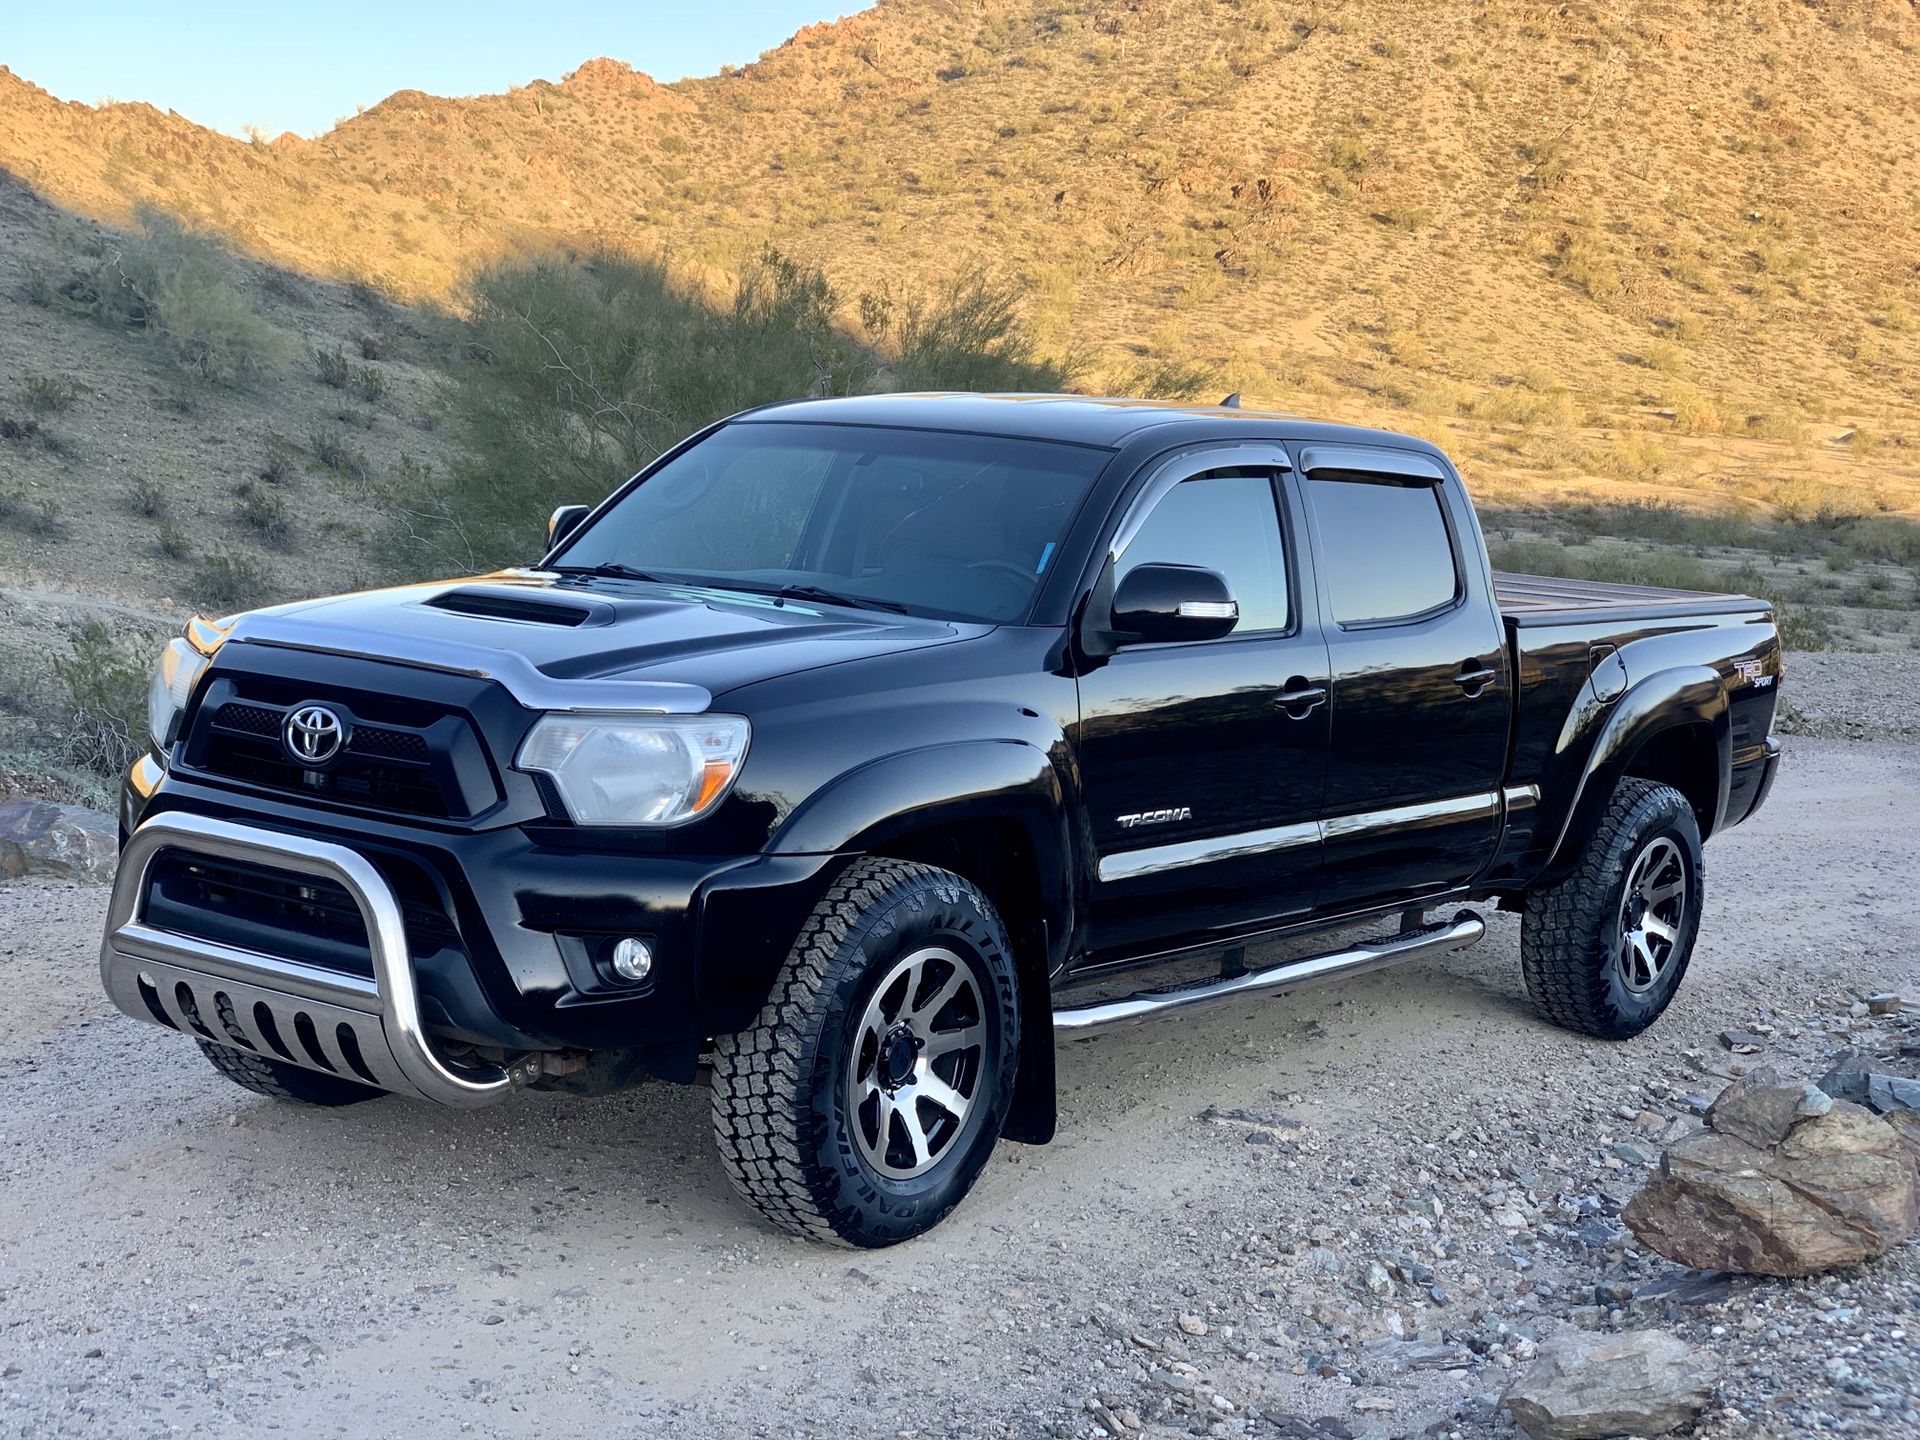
xmin=1098 ymin=819 xmax=1318 ymax=883
xmin=1100 ymin=792 xmax=1502 ymax=883
xmin=1320 ymin=790 xmax=1500 ymax=840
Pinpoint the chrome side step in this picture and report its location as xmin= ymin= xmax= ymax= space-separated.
xmin=1052 ymin=911 xmax=1486 ymax=1036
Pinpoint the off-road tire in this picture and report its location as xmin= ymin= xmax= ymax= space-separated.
xmin=1522 ymin=777 xmax=1704 ymax=1040
xmin=196 ymin=1040 xmax=386 ymax=1106
xmin=710 ymin=857 xmax=1021 ymax=1247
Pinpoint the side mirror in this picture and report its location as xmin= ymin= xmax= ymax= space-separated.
xmin=547 ymin=504 xmax=591 ymax=551
xmin=1111 ymin=563 xmax=1239 ymax=644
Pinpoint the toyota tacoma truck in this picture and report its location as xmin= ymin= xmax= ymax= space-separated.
xmin=102 ymin=394 xmax=1783 ymax=1246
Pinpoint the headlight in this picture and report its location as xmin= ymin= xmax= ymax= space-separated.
xmin=148 ymin=637 xmax=210 ymax=755
xmin=516 ymin=714 xmax=750 ymax=825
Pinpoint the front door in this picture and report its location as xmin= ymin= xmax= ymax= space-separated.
xmin=1077 ymin=453 xmax=1330 ymax=963
xmin=1299 ymin=455 xmax=1510 ymax=911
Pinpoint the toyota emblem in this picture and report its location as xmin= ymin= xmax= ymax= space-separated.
xmin=283 ymin=704 xmax=348 ymax=765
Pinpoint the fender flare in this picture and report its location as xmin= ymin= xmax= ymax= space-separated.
xmin=769 ymin=738 xmax=1076 ymax=1146
xmin=1544 ymin=665 xmax=1730 ymax=874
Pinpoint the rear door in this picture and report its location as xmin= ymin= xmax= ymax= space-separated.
xmin=1295 ymin=446 xmax=1510 ymax=911
xmin=1076 ymin=447 xmax=1330 ymax=962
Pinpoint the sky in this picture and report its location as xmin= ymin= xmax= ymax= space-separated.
xmin=4 ymin=1 xmax=869 ymax=139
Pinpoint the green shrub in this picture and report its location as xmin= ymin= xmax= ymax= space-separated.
xmin=0 ymin=492 xmax=66 ymax=537
xmin=21 ymin=374 xmax=78 ymax=414
xmin=123 ymin=477 xmax=169 ymax=518
xmin=192 ymin=551 xmax=272 ymax=609
xmin=1111 ymin=355 xmax=1218 ymax=400
xmin=233 ymin=484 xmax=294 ymax=546
xmin=156 ymin=523 xmax=193 ymax=560
xmin=1326 ymin=135 xmax=1370 ymax=176
xmin=315 ymin=346 xmax=353 ymax=388
xmin=865 ymin=267 xmax=1079 ymax=393
xmin=0 ymin=414 xmax=67 ymax=453
xmin=55 ymin=210 xmax=295 ymax=385
xmin=260 ymin=432 xmax=300 ymax=483
xmin=309 ymin=427 xmax=373 ymax=481
xmin=49 ymin=622 xmax=148 ymax=778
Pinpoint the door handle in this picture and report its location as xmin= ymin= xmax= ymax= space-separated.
xmin=1453 ymin=660 xmax=1498 ymax=698
xmin=1274 ymin=679 xmax=1327 ymax=717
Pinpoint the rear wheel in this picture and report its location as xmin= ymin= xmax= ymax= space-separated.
xmin=1521 ymin=777 xmax=1704 ymax=1039
xmin=197 ymin=1040 xmax=386 ymax=1106
xmin=710 ymin=858 xmax=1020 ymax=1247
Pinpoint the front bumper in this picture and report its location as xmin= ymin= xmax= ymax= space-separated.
xmin=103 ymin=812 xmax=524 ymax=1106
xmin=109 ymin=769 xmax=843 ymax=1101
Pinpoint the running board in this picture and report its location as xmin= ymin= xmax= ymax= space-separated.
xmin=1052 ymin=911 xmax=1486 ymax=1036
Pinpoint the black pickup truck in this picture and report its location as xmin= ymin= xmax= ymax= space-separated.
xmin=103 ymin=394 xmax=1783 ymax=1246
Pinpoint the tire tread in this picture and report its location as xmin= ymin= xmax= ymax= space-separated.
xmin=1521 ymin=777 xmax=1702 ymax=1039
xmin=709 ymin=857 xmax=1005 ymax=1246
xmin=196 ymin=1039 xmax=383 ymax=1106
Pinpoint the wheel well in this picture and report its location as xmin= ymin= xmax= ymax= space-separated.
xmin=1623 ymin=724 xmax=1718 ymax=837
xmin=870 ymin=817 xmax=1057 ymax=1145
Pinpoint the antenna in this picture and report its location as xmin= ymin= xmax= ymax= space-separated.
xmin=1219 ymin=392 xmax=1241 ymax=409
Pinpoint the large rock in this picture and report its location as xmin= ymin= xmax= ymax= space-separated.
xmin=1504 ymin=1329 xmax=1716 ymax=1439
xmin=1624 ymin=1069 xmax=1919 ymax=1277
xmin=0 ymin=798 xmax=118 ymax=883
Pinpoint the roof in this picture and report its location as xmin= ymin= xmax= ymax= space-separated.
xmin=734 ymin=392 xmax=1445 ymax=453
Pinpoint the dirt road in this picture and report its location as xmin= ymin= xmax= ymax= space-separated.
xmin=2 ymin=738 xmax=1917 ymax=1439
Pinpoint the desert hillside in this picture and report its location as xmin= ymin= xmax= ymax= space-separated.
xmin=3 ymin=0 xmax=1918 ymax=471
xmin=5 ymin=0 xmax=1920 ymax=803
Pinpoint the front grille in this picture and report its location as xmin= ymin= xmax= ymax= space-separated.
xmin=211 ymin=701 xmax=433 ymax=766
xmin=146 ymin=850 xmax=462 ymax=979
xmin=183 ymin=683 xmax=495 ymax=820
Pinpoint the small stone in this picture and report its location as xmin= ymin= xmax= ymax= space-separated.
xmin=480 ymin=1315 xmax=505 ymax=1326
xmin=1177 ymin=1314 xmax=1208 ymax=1336
xmin=1718 ymin=1029 xmax=1764 ymax=1054
xmin=1867 ymin=1073 xmax=1920 ymax=1114
xmin=1705 ymin=1067 xmax=1807 ymax=1148
xmin=1795 ymin=1084 xmax=1833 ymax=1119
xmin=1504 ymin=1330 xmax=1715 ymax=1439
xmin=1866 ymin=993 xmax=1904 ymax=1016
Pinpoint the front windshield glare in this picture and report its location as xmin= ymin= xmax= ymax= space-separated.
xmin=548 ymin=422 xmax=1109 ymax=623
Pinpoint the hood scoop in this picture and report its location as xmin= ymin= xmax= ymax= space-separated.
xmin=423 ymin=587 xmax=612 ymax=628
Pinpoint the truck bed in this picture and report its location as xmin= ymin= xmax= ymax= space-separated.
xmin=1494 ymin=571 xmax=1768 ymax=627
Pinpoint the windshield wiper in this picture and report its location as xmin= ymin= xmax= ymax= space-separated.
xmin=773 ymin=585 xmax=911 ymax=615
xmin=702 ymin=579 xmax=910 ymax=615
xmin=546 ymin=562 xmax=670 ymax=584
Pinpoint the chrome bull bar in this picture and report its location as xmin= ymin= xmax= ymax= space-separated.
xmin=100 ymin=812 xmax=519 ymax=1107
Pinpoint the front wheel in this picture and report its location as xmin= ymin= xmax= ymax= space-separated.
xmin=710 ymin=858 xmax=1020 ymax=1247
xmin=1521 ymin=777 xmax=1705 ymax=1039
xmin=198 ymin=1040 xmax=386 ymax=1106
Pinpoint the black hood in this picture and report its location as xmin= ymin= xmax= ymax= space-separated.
xmin=214 ymin=572 xmax=990 ymax=708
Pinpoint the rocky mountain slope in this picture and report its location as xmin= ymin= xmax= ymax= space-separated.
xmin=4 ymin=0 xmax=1918 ymax=467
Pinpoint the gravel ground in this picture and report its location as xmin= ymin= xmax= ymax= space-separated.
xmin=1775 ymin=652 xmax=1920 ymax=743
xmin=1 ymin=736 xmax=1917 ymax=1440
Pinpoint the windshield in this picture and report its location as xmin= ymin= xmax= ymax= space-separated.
xmin=547 ymin=422 xmax=1111 ymax=623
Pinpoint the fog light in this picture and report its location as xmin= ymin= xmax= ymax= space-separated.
xmin=610 ymin=937 xmax=653 ymax=983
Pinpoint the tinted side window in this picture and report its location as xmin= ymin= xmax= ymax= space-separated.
xmin=1306 ymin=477 xmax=1459 ymax=624
xmin=1117 ymin=472 xmax=1289 ymax=634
